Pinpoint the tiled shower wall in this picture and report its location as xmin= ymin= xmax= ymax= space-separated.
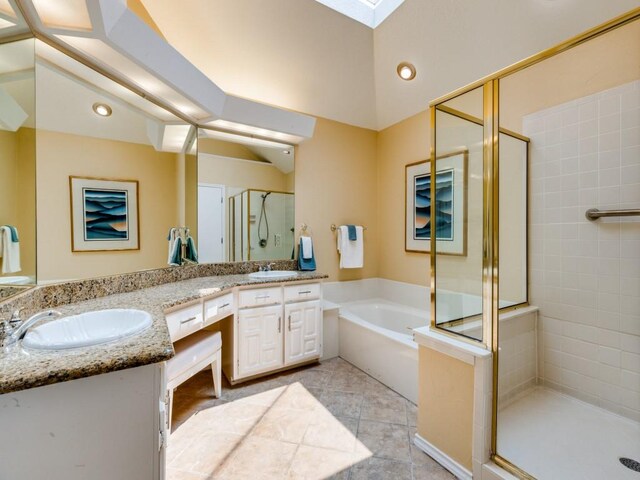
xmin=524 ymin=80 xmax=640 ymax=421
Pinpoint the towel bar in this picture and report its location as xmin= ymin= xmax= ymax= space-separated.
xmin=330 ymin=224 xmax=368 ymax=232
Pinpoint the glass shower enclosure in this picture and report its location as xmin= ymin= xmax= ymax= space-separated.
xmin=430 ymin=9 xmax=640 ymax=479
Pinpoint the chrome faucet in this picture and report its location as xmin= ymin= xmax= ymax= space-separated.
xmin=3 ymin=310 xmax=62 ymax=347
xmin=258 ymin=262 xmax=276 ymax=272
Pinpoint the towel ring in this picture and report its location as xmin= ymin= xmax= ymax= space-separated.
xmin=299 ymin=223 xmax=313 ymax=236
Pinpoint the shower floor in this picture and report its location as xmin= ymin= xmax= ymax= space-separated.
xmin=497 ymin=387 xmax=640 ymax=480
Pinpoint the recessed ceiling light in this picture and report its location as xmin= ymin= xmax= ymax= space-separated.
xmin=397 ymin=62 xmax=416 ymax=81
xmin=92 ymin=102 xmax=112 ymax=117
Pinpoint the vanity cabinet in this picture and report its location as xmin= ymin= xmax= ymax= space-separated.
xmin=284 ymin=300 xmax=322 ymax=366
xmin=231 ymin=282 xmax=323 ymax=383
xmin=237 ymin=304 xmax=284 ymax=378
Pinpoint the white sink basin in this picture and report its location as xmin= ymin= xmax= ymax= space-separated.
xmin=22 ymin=309 xmax=153 ymax=350
xmin=248 ymin=270 xmax=299 ymax=279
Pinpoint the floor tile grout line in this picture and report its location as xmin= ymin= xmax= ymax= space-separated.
xmin=169 ymin=357 xmax=448 ymax=480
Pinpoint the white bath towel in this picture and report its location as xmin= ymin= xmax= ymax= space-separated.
xmin=337 ymin=225 xmax=363 ymax=269
xmin=301 ymin=236 xmax=314 ymax=260
xmin=167 ymin=228 xmax=177 ymax=265
xmin=0 ymin=226 xmax=21 ymax=274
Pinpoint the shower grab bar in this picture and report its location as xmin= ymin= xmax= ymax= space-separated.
xmin=585 ymin=208 xmax=640 ymax=221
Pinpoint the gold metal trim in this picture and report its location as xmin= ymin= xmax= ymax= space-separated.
xmin=429 ymin=106 xmax=436 ymax=329
xmin=436 ymin=105 xmax=531 ymax=143
xmin=430 ymin=6 xmax=640 ymax=106
xmin=68 ymin=176 xmax=141 ymax=253
xmin=405 ymin=150 xmax=469 ymax=256
xmin=493 ymin=454 xmax=538 ymax=480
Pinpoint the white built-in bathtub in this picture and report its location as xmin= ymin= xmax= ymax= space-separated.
xmin=337 ymin=298 xmax=424 ymax=402
xmin=324 ymin=278 xmax=537 ymax=405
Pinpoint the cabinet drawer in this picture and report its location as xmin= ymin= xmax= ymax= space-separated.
xmin=284 ymin=283 xmax=321 ymax=303
xmin=165 ymin=303 xmax=203 ymax=342
xmin=204 ymin=293 xmax=234 ymax=325
xmin=238 ymin=286 xmax=282 ymax=308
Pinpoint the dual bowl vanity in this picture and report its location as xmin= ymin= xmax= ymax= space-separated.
xmin=0 ymin=268 xmax=326 ymax=480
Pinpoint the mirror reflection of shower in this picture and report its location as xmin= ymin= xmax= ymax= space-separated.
xmin=229 ymin=189 xmax=294 ymax=261
xmin=258 ymin=191 xmax=272 ymax=248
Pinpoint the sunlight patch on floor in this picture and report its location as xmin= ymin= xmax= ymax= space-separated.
xmin=168 ymin=381 xmax=372 ymax=479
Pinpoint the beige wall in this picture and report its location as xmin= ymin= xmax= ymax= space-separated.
xmin=376 ymin=111 xmax=430 ymax=285
xmin=0 ymin=128 xmax=36 ymax=280
xmin=199 ymin=138 xmax=265 ymax=163
xmin=418 ymin=346 xmax=474 ymax=471
xmin=198 ymin=153 xmax=288 ymax=193
xmin=36 ymin=130 xmax=179 ymax=282
xmin=295 ymin=117 xmax=378 ymax=281
xmin=185 ymin=153 xmax=198 ymax=242
xmin=501 ymin=19 xmax=640 ymax=133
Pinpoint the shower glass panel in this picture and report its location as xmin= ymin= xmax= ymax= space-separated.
xmin=230 ymin=190 xmax=295 ymax=262
xmin=433 ymin=86 xmax=484 ymax=342
xmin=496 ymin=17 xmax=640 ymax=480
xmin=498 ymin=132 xmax=528 ymax=308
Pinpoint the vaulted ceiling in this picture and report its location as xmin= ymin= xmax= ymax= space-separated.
xmin=141 ymin=0 xmax=638 ymax=130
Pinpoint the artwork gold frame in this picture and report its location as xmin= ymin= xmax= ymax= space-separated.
xmin=405 ymin=150 xmax=468 ymax=256
xmin=69 ymin=176 xmax=140 ymax=252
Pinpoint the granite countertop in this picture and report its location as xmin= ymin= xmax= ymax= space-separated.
xmin=0 ymin=271 xmax=327 ymax=395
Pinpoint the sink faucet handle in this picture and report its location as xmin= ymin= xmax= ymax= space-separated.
xmin=266 ymin=262 xmax=276 ymax=271
xmin=9 ymin=308 xmax=25 ymax=326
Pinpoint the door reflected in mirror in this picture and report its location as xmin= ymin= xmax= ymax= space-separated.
xmin=198 ymin=130 xmax=295 ymax=263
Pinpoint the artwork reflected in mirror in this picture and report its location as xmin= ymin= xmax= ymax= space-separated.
xmin=198 ymin=130 xmax=295 ymax=263
xmin=69 ymin=177 xmax=139 ymax=252
xmin=0 ymin=38 xmax=36 ymax=291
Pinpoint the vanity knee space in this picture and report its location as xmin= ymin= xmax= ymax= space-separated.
xmin=162 ymin=280 xmax=323 ymax=396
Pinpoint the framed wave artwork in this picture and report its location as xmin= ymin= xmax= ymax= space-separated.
xmin=405 ymin=150 xmax=468 ymax=255
xmin=69 ymin=176 xmax=139 ymax=252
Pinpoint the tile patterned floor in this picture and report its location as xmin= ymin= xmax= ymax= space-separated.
xmin=167 ymin=357 xmax=454 ymax=480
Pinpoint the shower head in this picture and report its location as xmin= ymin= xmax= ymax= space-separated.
xmin=261 ymin=191 xmax=272 ymax=199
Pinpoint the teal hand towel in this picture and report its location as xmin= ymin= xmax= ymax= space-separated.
xmin=347 ymin=225 xmax=357 ymax=241
xmin=297 ymin=238 xmax=316 ymax=271
xmin=186 ymin=236 xmax=198 ymax=263
xmin=2 ymin=225 xmax=18 ymax=242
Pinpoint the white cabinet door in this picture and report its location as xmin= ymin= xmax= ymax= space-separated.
xmin=237 ymin=305 xmax=283 ymax=378
xmin=284 ymin=300 xmax=322 ymax=366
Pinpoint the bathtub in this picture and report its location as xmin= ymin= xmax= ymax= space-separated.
xmin=324 ymin=278 xmax=537 ymax=405
xmin=337 ymin=298 xmax=424 ymax=402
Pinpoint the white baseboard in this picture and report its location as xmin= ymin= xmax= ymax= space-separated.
xmin=413 ymin=433 xmax=473 ymax=480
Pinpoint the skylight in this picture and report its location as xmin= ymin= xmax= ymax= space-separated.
xmin=314 ymin=0 xmax=405 ymax=28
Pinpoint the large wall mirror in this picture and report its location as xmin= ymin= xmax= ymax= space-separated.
xmin=197 ymin=130 xmax=295 ymax=263
xmin=0 ymin=35 xmax=198 ymax=294
xmin=1 ymin=35 xmax=297 ymax=300
xmin=35 ymin=41 xmax=197 ymax=284
xmin=0 ymin=38 xmax=36 ymax=299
